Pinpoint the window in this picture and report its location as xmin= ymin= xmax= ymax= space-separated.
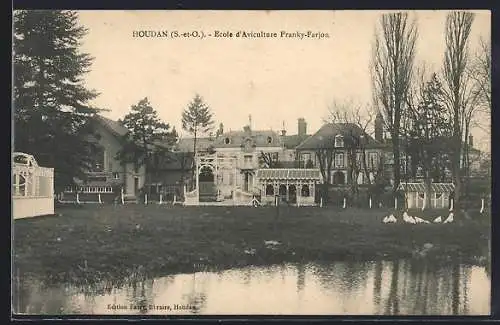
xmin=90 ymin=146 xmax=105 ymax=172
xmin=332 ymin=171 xmax=346 ymax=185
xmin=244 ymin=155 xmax=253 ymax=163
xmin=224 ymin=137 xmax=231 ymax=144
xmin=368 ymin=153 xmax=378 ymax=169
xmin=266 ymin=184 xmax=274 ymax=196
xmin=335 ymin=153 xmax=344 ymax=168
xmin=301 ymin=185 xmax=310 ymax=197
xmin=267 ymin=136 xmax=273 ymax=144
xmin=335 ymin=135 xmax=344 ymax=148
xmin=357 ymin=173 xmax=364 ymax=185
xmin=113 ymin=172 xmax=120 ymax=179
xmin=300 ymin=153 xmax=311 ymax=168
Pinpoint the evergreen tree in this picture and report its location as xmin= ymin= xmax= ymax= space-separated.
xmin=181 ymin=94 xmax=214 ymax=156
xmin=181 ymin=94 xmax=214 ymax=189
xmin=116 ymin=97 xmax=178 ymax=184
xmin=13 ymin=10 xmax=101 ymax=191
xmin=408 ymin=73 xmax=453 ymax=208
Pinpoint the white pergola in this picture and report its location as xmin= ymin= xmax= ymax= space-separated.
xmin=185 ymin=153 xmax=239 ymax=205
xmin=12 ymin=152 xmax=54 ymax=219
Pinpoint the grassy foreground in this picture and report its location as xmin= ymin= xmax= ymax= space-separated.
xmin=13 ymin=204 xmax=490 ymax=285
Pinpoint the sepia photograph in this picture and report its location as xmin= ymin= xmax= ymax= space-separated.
xmin=11 ymin=10 xmax=491 ymax=316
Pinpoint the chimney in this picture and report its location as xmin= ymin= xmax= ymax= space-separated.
xmin=298 ymin=118 xmax=307 ymax=137
xmin=281 ymin=121 xmax=286 ymax=136
xmin=469 ymin=135 xmax=473 ymax=147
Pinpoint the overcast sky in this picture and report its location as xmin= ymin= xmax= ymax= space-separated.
xmin=77 ymin=10 xmax=491 ymax=151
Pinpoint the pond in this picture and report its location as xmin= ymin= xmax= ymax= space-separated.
xmin=13 ymin=259 xmax=490 ymax=316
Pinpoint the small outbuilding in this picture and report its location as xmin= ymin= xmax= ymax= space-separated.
xmin=397 ymin=182 xmax=454 ymax=209
xmin=255 ymin=168 xmax=321 ymax=206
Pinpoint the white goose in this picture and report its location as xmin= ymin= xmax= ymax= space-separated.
xmin=433 ymin=216 xmax=443 ymax=223
xmin=414 ymin=216 xmax=430 ymax=224
xmin=443 ymin=212 xmax=454 ymax=224
xmin=403 ymin=211 xmax=416 ymax=224
xmin=383 ymin=214 xmax=397 ymax=224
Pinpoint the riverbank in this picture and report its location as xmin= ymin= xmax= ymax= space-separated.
xmin=13 ymin=205 xmax=490 ymax=286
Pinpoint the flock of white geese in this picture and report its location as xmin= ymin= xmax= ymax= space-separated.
xmin=382 ymin=211 xmax=454 ymax=224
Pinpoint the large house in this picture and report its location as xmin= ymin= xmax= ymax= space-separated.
xmin=295 ymin=121 xmax=386 ymax=186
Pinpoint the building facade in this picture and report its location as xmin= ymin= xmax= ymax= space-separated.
xmin=295 ymin=122 xmax=386 ymax=186
xmin=62 ymin=115 xmax=146 ymax=202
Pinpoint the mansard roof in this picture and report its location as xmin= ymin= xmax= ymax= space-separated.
xmin=296 ymin=123 xmax=384 ymax=150
xmin=213 ymin=129 xmax=283 ymax=148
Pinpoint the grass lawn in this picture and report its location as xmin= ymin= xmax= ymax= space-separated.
xmin=13 ymin=204 xmax=490 ymax=286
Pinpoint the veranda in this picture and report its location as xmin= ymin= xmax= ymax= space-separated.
xmin=256 ymin=168 xmax=321 ymax=206
xmin=12 ymin=152 xmax=54 ymax=219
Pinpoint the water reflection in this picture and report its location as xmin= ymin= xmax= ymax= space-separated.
xmin=14 ymin=260 xmax=490 ymax=315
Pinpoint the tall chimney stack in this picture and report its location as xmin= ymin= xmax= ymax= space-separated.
xmin=298 ymin=118 xmax=307 ymax=137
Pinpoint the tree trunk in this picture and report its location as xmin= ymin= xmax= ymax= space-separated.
xmin=192 ymin=130 xmax=197 ymax=191
xmin=362 ymin=148 xmax=371 ymax=186
xmin=424 ymin=171 xmax=432 ymax=210
xmin=392 ymin=134 xmax=401 ymax=193
xmin=452 ymin=152 xmax=462 ymax=205
xmin=462 ymin=124 xmax=470 ymax=198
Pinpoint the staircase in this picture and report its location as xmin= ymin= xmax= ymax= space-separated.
xmin=199 ymin=182 xmax=218 ymax=202
xmin=233 ymin=187 xmax=260 ymax=206
xmin=122 ymin=194 xmax=138 ymax=204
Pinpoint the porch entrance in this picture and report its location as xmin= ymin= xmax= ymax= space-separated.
xmin=199 ymin=166 xmax=217 ymax=202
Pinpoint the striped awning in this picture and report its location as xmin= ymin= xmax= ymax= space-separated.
xmin=256 ymin=168 xmax=321 ymax=181
xmin=397 ymin=183 xmax=455 ymax=193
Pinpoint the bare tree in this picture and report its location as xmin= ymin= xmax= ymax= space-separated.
xmin=327 ymin=99 xmax=375 ymax=194
xmin=371 ymin=12 xmax=418 ymax=194
xmin=259 ymin=151 xmax=280 ymax=168
xmin=467 ymin=37 xmax=491 ymax=153
xmin=441 ymin=11 xmax=475 ymax=205
xmin=314 ymin=137 xmax=336 ymax=204
xmin=470 ymin=37 xmax=491 ymax=109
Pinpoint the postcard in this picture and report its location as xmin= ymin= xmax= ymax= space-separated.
xmin=12 ymin=9 xmax=491 ymax=317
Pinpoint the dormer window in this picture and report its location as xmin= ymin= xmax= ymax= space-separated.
xmin=267 ymin=136 xmax=273 ymax=144
xmin=334 ymin=135 xmax=344 ymax=148
xmin=224 ymin=137 xmax=231 ymax=144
